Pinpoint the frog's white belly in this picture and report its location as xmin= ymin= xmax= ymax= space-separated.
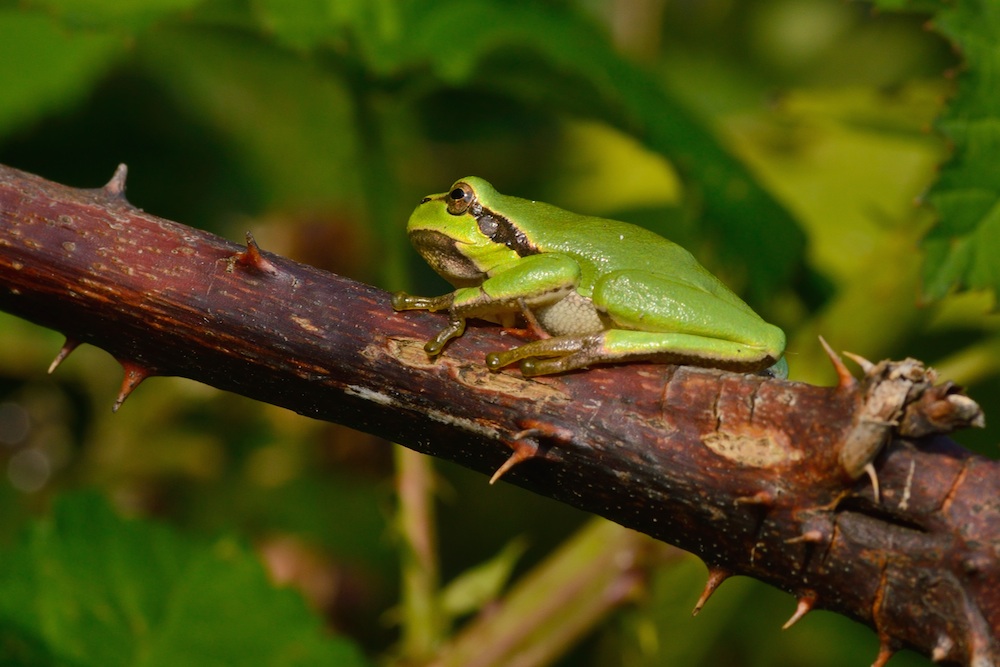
xmin=534 ymin=292 xmax=605 ymax=336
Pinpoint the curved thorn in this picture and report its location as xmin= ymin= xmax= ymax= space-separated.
xmin=782 ymin=591 xmax=817 ymax=630
xmin=870 ymin=638 xmax=895 ymax=667
xmin=818 ymin=336 xmax=856 ymax=388
xmin=843 ymin=350 xmax=876 ymax=375
xmin=785 ymin=529 xmax=826 ymax=545
xmin=692 ymin=566 xmax=731 ymax=616
xmin=734 ymin=490 xmax=773 ymax=507
xmin=489 ymin=441 xmax=536 ymax=485
xmin=113 ymin=360 xmax=154 ymax=413
xmin=48 ymin=337 xmax=80 ymax=374
xmin=103 ymin=163 xmax=128 ymax=198
xmin=512 ymin=420 xmax=574 ymax=444
xmin=863 ymin=462 xmax=881 ymax=504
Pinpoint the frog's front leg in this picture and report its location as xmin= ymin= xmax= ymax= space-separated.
xmin=391 ymin=292 xmax=466 ymax=354
xmin=393 ymin=253 xmax=582 ymax=357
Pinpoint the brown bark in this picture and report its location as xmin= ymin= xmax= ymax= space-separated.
xmin=0 ymin=163 xmax=996 ymax=666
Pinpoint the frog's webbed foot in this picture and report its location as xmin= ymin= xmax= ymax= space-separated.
xmin=424 ymin=317 xmax=466 ymax=355
xmin=391 ymin=291 xmax=454 ymax=312
xmin=485 ymin=335 xmax=596 ymax=376
xmin=391 ymin=292 xmax=466 ymax=356
xmin=490 ymin=420 xmax=575 ymax=484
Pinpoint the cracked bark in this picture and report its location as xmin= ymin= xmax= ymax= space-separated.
xmin=0 ymin=163 xmax=996 ymax=666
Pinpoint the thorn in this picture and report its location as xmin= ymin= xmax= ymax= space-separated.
xmin=870 ymin=638 xmax=895 ymax=667
xmin=818 ymin=336 xmax=856 ymax=388
xmin=782 ymin=591 xmax=816 ymax=630
xmin=113 ymin=360 xmax=154 ymax=413
xmin=931 ymin=635 xmax=954 ymax=663
xmin=734 ymin=490 xmax=773 ymax=507
xmin=513 ymin=419 xmax=575 ymax=442
xmin=489 ymin=440 xmax=537 ymax=485
xmin=863 ymin=462 xmax=881 ymax=504
xmin=490 ymin=420 xmax=574 ymax=484
xmin=785 ymin=529 xmax=826 ymax=545
xmin=234 ymin=231 xmax=279 ymax=276
xmin=692 ymin=566 xmax=731 ymax=616
xmin=103 ymin=163 xmax=128 ymax=198
xmin=48 ymin=337 xmax=80 ymax=374
xmin=843 ymin=350 xmax=876 ymax=375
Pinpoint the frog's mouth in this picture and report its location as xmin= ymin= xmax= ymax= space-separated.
xmin=408 ymin=229 xmax=485 ymax=287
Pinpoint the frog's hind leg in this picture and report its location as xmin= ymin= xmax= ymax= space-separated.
xmin=485 ymin=335 xmax=590 ymax=372
xmin=591 ymin=270 xmax=786 ymax=374
xmin=585 ymin=329 xmax=781 ymax=374
xmin=495 ymin=330 xmax=781 ymax=376
xmin=487 ymin=270 xmax=786 ymax=376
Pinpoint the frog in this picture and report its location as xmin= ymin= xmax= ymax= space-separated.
xmin=392 ymin=177 xmax=787 ymax=379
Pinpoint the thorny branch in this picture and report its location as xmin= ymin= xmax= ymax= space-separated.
xmin=0 ymin=164 xmax=996 ymax=666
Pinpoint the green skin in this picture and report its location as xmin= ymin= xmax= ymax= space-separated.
xmin=392 ymin=177 xmax=787 ymax=378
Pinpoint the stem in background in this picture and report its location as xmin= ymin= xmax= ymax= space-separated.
xmin=347 ymin=79 xmax=445 ymax=660
xmin=395 ymin=445 xmax=444 ymax=661
xmin=428 ymin=519 xmax=673 ymax=667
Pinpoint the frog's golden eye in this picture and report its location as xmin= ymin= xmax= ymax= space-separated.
xmin=446 ymin=182 xmax=475 ymax=215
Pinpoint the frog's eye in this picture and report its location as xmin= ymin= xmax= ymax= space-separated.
xmin=446 ymin=183 xmax=475 ymax=215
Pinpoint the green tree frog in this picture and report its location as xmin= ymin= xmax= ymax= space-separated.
xmin=392 ymin=177 xmax=787 ymax=378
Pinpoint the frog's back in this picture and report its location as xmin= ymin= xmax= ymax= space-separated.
xmin=503 ymin=196 xmax=731 ymax=298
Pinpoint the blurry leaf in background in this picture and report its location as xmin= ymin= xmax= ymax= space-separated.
xmin=0 ymin=9 xmax=122 ymax=138
xmin=727 ymin=83 xmax=946 ymax=381
xmin=140 ymin=28 xmax=362 ymax=210
xmin=29 ymin=0 xmax=202 ymax=31
xmin=440 ymin=536 xmax=526 ymax=622
xmin=250 ymin=0 xmax=404 ymax=68
xmin=0 ymin=492 xmax=370 ymax=666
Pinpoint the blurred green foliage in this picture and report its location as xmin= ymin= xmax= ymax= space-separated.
xmin=0 ymin=0 xmax=995 ymax=666
xmin=0 ymin=492 xmax=368 ymax=666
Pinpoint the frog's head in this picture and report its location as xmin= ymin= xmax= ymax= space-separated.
xmin=407 ymin=177 xmax=528 ymax=287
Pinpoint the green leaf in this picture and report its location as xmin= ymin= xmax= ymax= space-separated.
xmin=250 ymin=0 xmax=404 ymax=60
xmin=0 ymin=9 xmax=122 ymax=137
xmin=921 ymin=0 xmax=1000 ymax=300
xmin=31 ymin=0 xmax=204 ymax=31
xmin=0 ymin=492 xmax=370 ymax=667
xmin=139 ymin=28 xmax=362 ymax=208
xmin=869 ymin=0 xmax=944 ymax=11
xmin=440 ymin=537 xmax=526 ymax=621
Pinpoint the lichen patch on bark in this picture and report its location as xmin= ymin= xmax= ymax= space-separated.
xmin=700 ymin=428 xmax=798 ymax=468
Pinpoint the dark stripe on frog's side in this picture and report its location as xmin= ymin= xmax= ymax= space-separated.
xmin=471 ymin=202 xmax=539 ymax=257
